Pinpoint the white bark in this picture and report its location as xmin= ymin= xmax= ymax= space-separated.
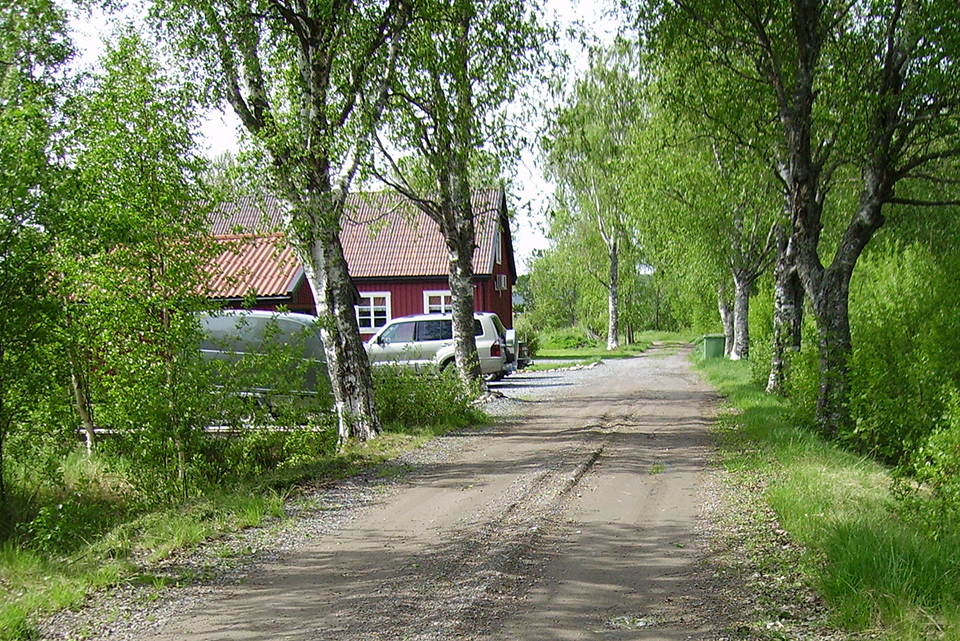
xmin=293 ymin=210 xmax=380 ymax=445
xmin=730 ymin=269 xmax=751 ymax=361
xmin=607 ymin=238 xmax=619 ymax=350
xmin=718 ymin=284 xmax=733 ymax=357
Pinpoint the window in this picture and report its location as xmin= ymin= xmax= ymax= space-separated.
xmin=356 ymin=293 xmax=391 ymax=332
xmin=494 ymin=225 xmax=503 ymax=265
xmin=381 ymin=320 xmax=415 ymax=343
xmin=423 ymin=290 xmax=452 ymax=314
xmin=417 ymin=319 xmax=453 ymax=341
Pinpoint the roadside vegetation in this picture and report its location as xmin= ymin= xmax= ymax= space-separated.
xmin=0 ymin=367 xmax=481 ymax=641
xmin=531 ymin=327 xmax=696 ymax=360
xmin=696 ymin=355 xmax=960 ymax=640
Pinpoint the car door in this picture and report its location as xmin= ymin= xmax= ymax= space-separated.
xmin=367 ymin=320 xmax=418 ymax=367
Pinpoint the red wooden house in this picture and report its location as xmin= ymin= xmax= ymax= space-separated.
xmin=206 ymin=189 xmax=517 ymax=339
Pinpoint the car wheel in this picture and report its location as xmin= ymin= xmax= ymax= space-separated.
xmin=485 ymin=371 xmax=505 ymax=382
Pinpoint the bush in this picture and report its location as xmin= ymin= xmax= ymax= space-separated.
xmin=513 ymin=315 xmax=540 ymax=356
xmin=847 ymin=244 xmax=960 ymax=464
xmin=372 ymin=364 xmax=483 ymax=431
xmin=16 ymin=451 xmax=136 ymax=553
xmin=540 ymin=327 xmax=602 ymax=350
xmin=196 ymin=420 xmax=339 ymax=484
xmin=895 ymin=387 xmax=960 ymax=542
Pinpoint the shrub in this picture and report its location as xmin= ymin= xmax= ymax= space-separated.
xmin=540 ymin=327 xmax=602 ymax=350
xmin=196 ymin=420 xmax=339 ymax=484
xmin=372 ymin=364 xmax=483 ymax=431
xmin=513 ymin=315 xmax=540 ymax=356
xmin=895 ymin=387 xmax=960 ymax=542
xmin=847 ymin=244 xmax=960 ymax=464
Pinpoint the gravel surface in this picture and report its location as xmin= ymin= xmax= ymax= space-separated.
xmin=38 ymin=349 xmax=846 ymax=641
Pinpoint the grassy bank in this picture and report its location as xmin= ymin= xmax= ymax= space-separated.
xmin=1 ymin=364 xmax=484 ymax=641
xmin=0 ymin=426 xmax=471 ymax=640
xmin=696 ymin=356 xmax=960 ymax=640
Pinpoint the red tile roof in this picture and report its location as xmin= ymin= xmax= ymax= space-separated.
xmin=209 ymin=194 xmax=285 ymax=236
xmin=205 ymin=188 xmax=508 ymax=299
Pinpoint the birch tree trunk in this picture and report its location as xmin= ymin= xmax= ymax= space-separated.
xmin=730 ymin=268 xmax=751 ymax=360
xmin=717 ymin=283 xmax=733 ymax=357
xmin=810 ymin=266 xmax=854 ymax=440
xmin=443 ymin=180 xmax=482 ymax=390
xmin=767 ymin=222 xmax=803 ymax=395
xmin=294 ymin=215 xmax=380 ymax=445
xmin=68 ymin=348 xmax=96 ymax=454
xmin=606 ymin=238 xmax=619 ymax=350
xmin=448 ymin=244 xmax=482 ymax=389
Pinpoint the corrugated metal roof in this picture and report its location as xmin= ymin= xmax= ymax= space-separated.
xmin=204 ymin=189 xmax=506 ymax=299
xmin=341 ymin=189 xmax=504 ymax=278
xmin=205 ymin=234 xmax=300 ymax=299
xmin=209 ymin=194 xmax=285 ymax=236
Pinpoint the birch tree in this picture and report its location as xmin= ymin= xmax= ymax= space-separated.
xmin=59 ymin=30 xmax=218 ymax=498
xmin=642 ymin=0 xmax=960 ymax=436
xmin=373 ymin=0 xmax=550 ymax=389
xmin=150 ymin=0 xmax=413 ymax=443
xmin=544 ymin=40 xmax=644 ymax=350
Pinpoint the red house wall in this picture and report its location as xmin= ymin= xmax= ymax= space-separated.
xmin=356 ymin=276 xmax=513 ymax=340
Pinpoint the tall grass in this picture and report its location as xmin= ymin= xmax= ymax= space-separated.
xmin=698 ymin=356 xmax=960 ymax=639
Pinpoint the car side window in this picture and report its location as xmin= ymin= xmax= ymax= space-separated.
xmin=417 ymin=319 xmax=452 ymax=341
xmin=382 ymin=321 xmax=415 ymax=343
xmin=474 ymin=320 xmax=483 ymax=336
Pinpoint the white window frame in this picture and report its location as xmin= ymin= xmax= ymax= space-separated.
xmin=423 ymin=290 xmax=453 ymax=314
xmin=494 ymin=225 xmax=503 ymax=265
xmin=356 ymin=292 xmax=391 ymax=332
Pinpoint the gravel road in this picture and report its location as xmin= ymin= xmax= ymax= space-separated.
xmin=40 ymin=346 xmax=838 ymax=641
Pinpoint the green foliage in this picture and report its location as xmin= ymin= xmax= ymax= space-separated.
xmin=699 ymin=358 xmax=960 ymax=639
xmin=540 ymin=327 xmax=602 ymax=351
xmin=525 ymin=243 xmax=602 ymax=332
xmin=0 ymin=0 xmax=72 ymax=506
xmin=846 ymin=244 xmax=960 ymax=464
xmin=198 ymin=425 xmax=339 ymax=485
xmin=372 ymin=364 xmax=483 ymax=431
xmin=895 ymin=388 xmax=960 ymax=543
xmin=512 ymin=315 xmax=539 ymax=356
xmin=53 ymin=31 xmax=223 ymax=501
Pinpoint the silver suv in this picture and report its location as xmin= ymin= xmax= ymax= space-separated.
xmin=365 ymin=312 xmax=508 ymax=380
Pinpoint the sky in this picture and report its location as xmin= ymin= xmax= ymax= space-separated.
xmin=68 ymin=0 xmax=622 ymax=273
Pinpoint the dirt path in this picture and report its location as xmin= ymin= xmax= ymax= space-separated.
xmin=110 ymin=347 xmax=716 ymax=641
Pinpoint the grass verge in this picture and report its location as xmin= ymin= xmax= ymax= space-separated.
xmin=696 ymin=356 xmax=960 ymax=640
xmin=537 ymin=342 xmax=651 ymax=360
xmin=524 ymin=358 xmax=600 ymax=372
xmin=0 ymin=422 xmax=481 ymax=641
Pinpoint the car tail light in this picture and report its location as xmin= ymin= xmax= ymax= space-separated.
xmin=490 ymin=340 xmax=502 ymax=357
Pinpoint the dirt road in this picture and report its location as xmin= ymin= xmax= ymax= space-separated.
xmin=49 ymin=347 xmax=724 ymax=640
xmin=121 ymin=347 xmax=717 ymax=641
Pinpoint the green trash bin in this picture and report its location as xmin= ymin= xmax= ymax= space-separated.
xmin=702 ymin=334 xmax=726 ymax=359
